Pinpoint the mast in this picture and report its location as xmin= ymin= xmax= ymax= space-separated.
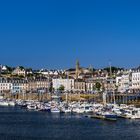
xmin=0 ymin=64 xmax=2 ymax=77
xmin=66 ymin=74 xmax=68 ymax=104
xmin=109 ymin=61 xmax=116 ymax=104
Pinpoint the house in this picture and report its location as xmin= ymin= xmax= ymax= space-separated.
xmin=132 ymin=70 xmax=140 ymax=92
xmin=0 ymin=77 xmax=12 ymax=94
xmin=52 ymin=78 xmax=74 ymax=91
xmin=74 ymin=79 xmax=86 ymax=92
xmin=12 ymin=67 xmax=26 ymax=76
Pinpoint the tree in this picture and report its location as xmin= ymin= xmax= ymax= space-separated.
xmin=26 ymin=73 xmax=34 ymax=77
xmin=6 ymin=66 xmax=14 ymax=72
xmin=19 ymin=66 xmax=25 ymax=70
xmin=49 ymin=82 xmax=53 ymax=93
xmin=103 ymin=67 xmax=124 ymax=73
xmin=95 ymin=82 xmax=102 ymax=91
xmin=58 ymin=85 xmax=65 ymax=92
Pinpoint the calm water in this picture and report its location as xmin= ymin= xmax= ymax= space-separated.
xmin=0 ymin=107 xmax=140 ymax=140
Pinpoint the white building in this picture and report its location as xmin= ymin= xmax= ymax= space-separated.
xmin=116 ymin=74 xmax=131 ymax=93
xmin=12 ymin=67 xmax=26 ymax=76
xmin=52 ymin=78 xmax=74 ymax=91
xmin=0 ymin=78 xmax=12 ymax=94
xmin=132 ymin=71 xmax=140 ymax=90
xmin=2 ymin=66 xmax=8 ymax=71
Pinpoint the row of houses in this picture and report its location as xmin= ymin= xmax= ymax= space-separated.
xmin=0 ymin=77 xmax=50 ymax=94
xmin=52 ymin=78 xmax=105 ymax=93
xmin=116 ymin=70 xmax=140 ymax=93
xmin=1 ymin=62 xmax=140 ymax=94
xmin=52 ymin=70 xmax=140 ymax=93
xmin=1 ymin=72 xmax=140 ymax=94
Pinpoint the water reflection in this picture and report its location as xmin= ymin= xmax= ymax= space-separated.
xmin=0 ymin=107 xmax=140 ymax=140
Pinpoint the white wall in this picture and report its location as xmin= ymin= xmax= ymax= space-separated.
xmin=52 ymin=79 xmax=74 ymax=91
xmin=132 ymin=72 xmax=140 ymax=89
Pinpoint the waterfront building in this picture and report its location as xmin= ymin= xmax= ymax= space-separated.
xmin=117 ymin=74 xmax=131 ymax=93
xmin=74 ymin=79 xmax=86 ymax=92
xmin=104 ymin=78 xmax=116 ymax=92
xmin=52 ymin=78 xmax=74 ymax=91
xmin=0 ymin=77 xmax=12 ymax=94
xmin=27 ymin=77 xmax=50 ymax=93
xmin=0 ymin=76 xmax=50 ymax=95
xmin=85 ymin=78 xmax=95 ymax=93
xmin=132 ymin=71 xmax=140 ymax=92
xmin=12 ymin=78 xmax=28 ymax=94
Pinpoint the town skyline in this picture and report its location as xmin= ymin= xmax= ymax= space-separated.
xmin=0 ymin=60 xmax=139 ymax=70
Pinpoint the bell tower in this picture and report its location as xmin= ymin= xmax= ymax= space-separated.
xmin=76 ymin=60 xmax=80 ymax=79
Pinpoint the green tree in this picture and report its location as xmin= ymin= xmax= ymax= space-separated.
xmin=49 ymin=82 xmax=53 ymax=93
xmin=19 ymin=66 xmax=25 ymax=70
xmin=58 ymin=85 xmax=65 ymax=92
xmin=95 ymin=82 xmax=101 ymax=91
xmin=103 ymin=67 xmax=124 ymax=73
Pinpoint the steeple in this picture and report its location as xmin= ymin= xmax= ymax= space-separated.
xmin=89 ymin=65 xmax=93 ymax=73
xmin=76 ymin=60 xmax=80 ymax=79
xmin=109 ymin=61 xmax=112 ymax=78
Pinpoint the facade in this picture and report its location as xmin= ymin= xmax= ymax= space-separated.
xmin=0 ymin=77 xmax=12 ymax=94
xmin=117 ymin=74 xmax=131 ymax=93
xmin=85 ymin=78 xmax=95 ymax=93
xmin=74 ymin=79 xmax=86 ymax=92
xmin=12 ymin=78 xmax=28 ymax=93
xmin=27 ymin=77 xmax=50 ymax=92
xmin=132 ymin=71 xmax=140 ymax=91
xmin=52 ymin=78 xmax=74 ymax=91
xmin=104 ymin=78 xmax=116 ymax=92
xmin=0 ymin=77 xmax=50 ymax=94
xmin=12 ymin=67 xmax=26 ymax=76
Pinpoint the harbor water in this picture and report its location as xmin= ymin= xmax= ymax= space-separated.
xmin=0 ymin=106 xmax=140 ymax=140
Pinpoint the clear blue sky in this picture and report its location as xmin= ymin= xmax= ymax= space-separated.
xmin=0 ymin=0 xmax=140 ymax=69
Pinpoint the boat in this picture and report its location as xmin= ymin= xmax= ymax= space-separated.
xmin=84 ymin=106 xmax=93 ymax=113
xmin=51 ymin=107 xmax=60 ymax=113
xmin=27 ymin=104 xmax=37 ymax=111
xmin=121 ymin=108 xmax=140 ymax=119
xmin=61 ymin=106 xmax=72 ymax=113
xmin=8 ymin=101 xmax=16 ymax=106
xmin=72 ymin=107 xmax=85 ymax=114
xmin=0 ymin=100 xmax=9 ymax=106
xmin=102 ymin=111 xmax=117 ymax=121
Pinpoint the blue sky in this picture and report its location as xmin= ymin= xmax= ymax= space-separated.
xmin=0 ymin=0 xmax=140 ymax=69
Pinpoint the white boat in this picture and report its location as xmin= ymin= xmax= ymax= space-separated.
xmin=84 ymin=106 xmax=93 ymax=113
xmin=51 ymin=107 xmax=60 ymax=113
xmin=73 ymin=107 xmax=85 ymax=114
xmin=8 ymin=101 xmax=15 ymax=106
xmin=112 ymin=108 xmax=122 ymax=117
xmin=122 ymin=108 xmax=140 ymax=119
xmin=61 ymin=107 xmax=72 ymax=113
xmin=0 ymin=101 xmax=9 ymax=106
xmin=27 ymin=104 xmax=37 ymax=110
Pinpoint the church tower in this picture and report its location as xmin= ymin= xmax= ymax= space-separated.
xmin=75 ymin=60 xmax=80 ymax=79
